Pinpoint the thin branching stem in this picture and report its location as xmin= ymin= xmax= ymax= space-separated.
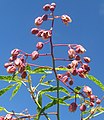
xmin=49 ymin=12 xmax=60 ymax=120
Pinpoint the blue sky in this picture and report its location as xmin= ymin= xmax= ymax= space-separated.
xmin=0 ymin=0 xmax=104 ymax=120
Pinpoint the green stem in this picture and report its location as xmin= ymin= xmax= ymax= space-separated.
xmin=50 ymin=12 xmax=60 ymax=120
xmin=27 ymin=74 xmax=50 ymax=120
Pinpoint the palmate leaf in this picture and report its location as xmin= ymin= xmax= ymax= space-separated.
xmin=10 ymin=82 xmax=22 ymax=100
xmin=37 ymin=100 xmax=57 ymax=120
xmin=86 ymin=74 xmax=104 ymax=91
xmin=0 ymin=84 xmax=16 ymax=96
xmin=0 ymin=75 xmax=22 ymax=83
xmin=37 ymin=95 xmax=71 ymax=119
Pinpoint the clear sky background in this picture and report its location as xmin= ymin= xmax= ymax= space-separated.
xmin=0 ymin=0 xmax=104 ymax=120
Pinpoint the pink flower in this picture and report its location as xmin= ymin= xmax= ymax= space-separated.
xmin=83 ymin=86 xmax=92 ymax=97
xmin=31 ymin=51 xmax=39 ymax=60
xmin=75 ymin=45 xmax=86 ymax=54
xmin=43 ymin=4 xmax=50 ymax=11
xmin=61 ymin=15 xmax=72 ymax=25
xmin=68 ymin=48 xmax=76 ymax=59
xmin=36 ymin=42 xmax=44 ymax=50
xmin=11 ymin=49 xmax=20 ymax=57
xmin=69 ymin=102 xmax=78 ymax=112
xmin=7 ymin=66 xmax=16 ymax=74
xmin=14 ymin=58 xmax=22 ymax=66
xmin=4 ymin=114 xmax=12 ymax=120
xmin=41 ymin=30 xmax=52 ymax=40
xmin=35 ymin=17 xmax=43 ymax=26
xmin=83 ymin=57 xmax=91 ymax=63
xmin=4 ymin=62 xmax=13 ymax=68
xmin=31 ymin=28 xmax=39 ymax=34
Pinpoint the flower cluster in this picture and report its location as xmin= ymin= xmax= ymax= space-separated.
xmin=57 ymin=44 xmax=91 ymax=86
xmin=0 ymin=114 xmax=16 ymax=120
xmin=31 ymin=28 xmax=52 ymax=40
xmin=4 ymin=49 xmax=27 ymax=78
xmin=69 ymin=86 xmax=102 ymax=113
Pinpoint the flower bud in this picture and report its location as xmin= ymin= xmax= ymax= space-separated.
xmin=31 ymin=51 xmax=39 ymax=60
xmin=4 ymin=62 xmax=13 ymax=68
xmin=14 ymin=58 xmax=22 ymax=66
xmin=36 ymin=42 xmax=44 ymax=50
xmin=75 ymin=45 xmax=86 ymax=54
xmin=11 ymin=49 xmax=20 ymax=57
xmin=50 ymin=5 xmax=55 ymax=11
xmin=80 ymin=104 xmax=86 ymax=112
xmin=36 ymin=30 xmax=44 ymax=37
xmin=31 ymin=28 xmax=39 ymax=34
xmin=4 ymin=114 xmax=12 ymax=120
xmin=9 ymin=56 xmax=17 ymax=62
xmin=21 ymin=71 xmax=27 ymax=79
xmin=51 ymin=3 xmax=56 ymax=8
xmin=35 ymin=17 xmax=43 ymax=26
xmin=83 ymin=86 xmax=92 ymax=97
xmin=71 ymin=68 xmax=78 ymax=76
xmin=90 ymin=95 xmax=96 ymax=102
xmin=96 ymin=98 xmax=101 ymax=104
xmin=7 ymin=66 xmax=16 ymax=74
xmin=57 ymin=74 xmax=63 ymax=80
xmin=42 ymin=14 xmax=48 ymax=21
xmin=78 ymin=73 xmax=86 ymax=78
xmin=18 ymin=64 xmax=25 ymax=73
xmin=71 ymin=60 xmax=78 ymax=68
xmin=67 ymin=64 xmax=72 ymax=69
xmin=66 ymin=71 xmax=71 ymax=77
xmin=75 ymin=55 xmax=81 ymax=61
xmin=90 ymin=102 xmax=95 ymax=107
xmin=69 ymin=79 xmax=74 ymax=86
xmin=78 ymin=68 xmax=84 ymax=73
xmin=41 ymin=30 xmax=52 ymax=40
xmin=68 ymin=49 xmax=76 ymax=59
xmin=43 ymin=4 xmax=50 ymax=11
xmin=0 ymin=116 xmax=4 ymax=120
xmin=82 ymin=63 xmax=90 ymax=72
xmin=62 ymin=75 xmax=68 ymax=83
xmin=83 ymin=57 xmax=91 ymax=63
xmin=69 ymin=102 xmax=78 ymax=112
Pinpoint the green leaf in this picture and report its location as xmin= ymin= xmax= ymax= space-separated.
xmin=39 ymin=86 xmax=70 ymax=96
xmin=37 ymin=100 xmax=57 ymax=120
xmin=39 ymin=74 xmax=47 ymax=83
xmin=0 ymin=84 xmax=16 ymax=96
xmin=37 ymin=93 xmax=42 ymax=113
xmin=40 ymin=79 xmax=55 ymax=87
xmin=10 ymin=82 xmax=22 ymax=100
xmin=40 ymin=83 xmax=53 ymax=87
xmin=74 ymin=86 xmax=83 ymax=92
xmin=0 ymin=106 xmax=7 ymax=112
xmin=26 ymin=66 xmax=52 ymax=74
xmin=45 ymin=94 xmax=70 ymax=106
xmin=55 ymin=67 xmax=70 ymax=71
xmin=86 ymin=74 xmax=104 ymax=91
xmin=0 ymin=75 xmax=22 ymax=83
